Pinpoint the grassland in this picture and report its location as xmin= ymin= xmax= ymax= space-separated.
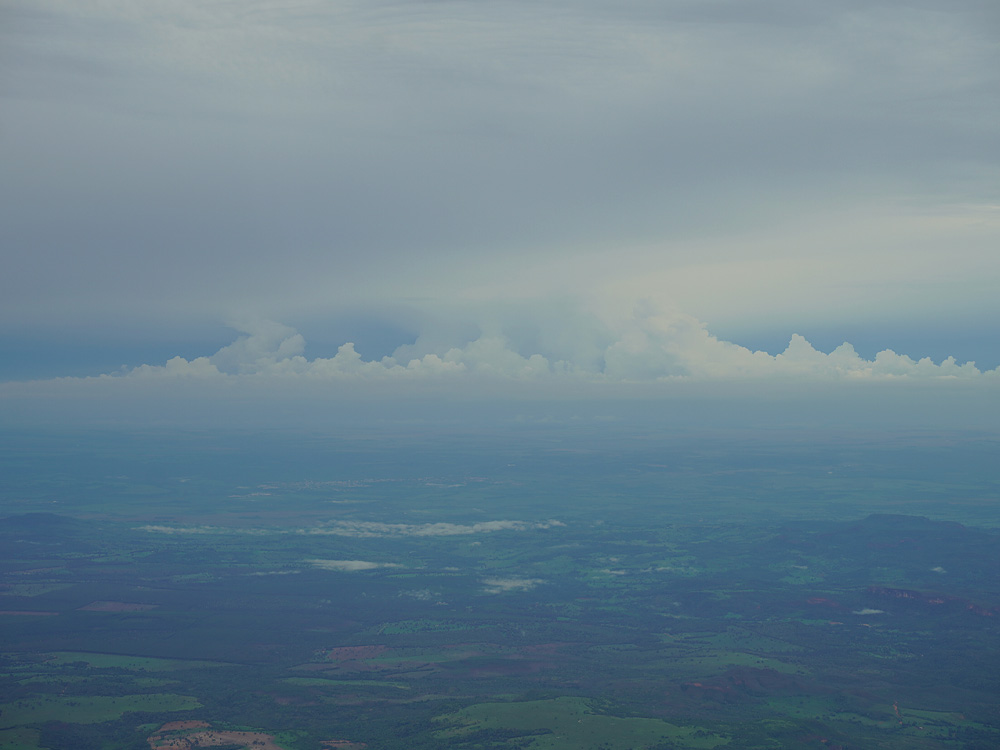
xmin=0 ymin=694 xmax=200 ymax=727
xmin=435 ymin=697 xmax=731 ymax=749
xmin=40 ymin=653 xmax=231 ymax=672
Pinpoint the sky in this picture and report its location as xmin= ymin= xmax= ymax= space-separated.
xmin=2 ymin=0 xmax=999 ymax=427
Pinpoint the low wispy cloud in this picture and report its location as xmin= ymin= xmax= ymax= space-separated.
xmin=137 ymin=520 xmax=561 ymax=538
xmin=307 ymin=559 xmax=402 ymax=572
xmin=482 ymin=577 xmax=544 ymax=594
xmin=249 ymin=570 xmax=300 ymax=576
xmin=304 ymin=520 xmax=565 ymax=538
xmin=137 ymin=525 xmax=270 ymax=535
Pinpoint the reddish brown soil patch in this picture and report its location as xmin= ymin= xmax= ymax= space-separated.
xmin=682 ymin=682 xmax=739 ymax=703
xmin=466 ymin=658 xmax=553 ymax=678
xmin=681 ymin=666 xmax=821 ymax=707
xmin=292 ymin=663 xmax=335 ymax=672
xmin=302 ymin=661 xmax=378 ymax=675
xmin=260 ymin=692 xmax=319 ymax=707
xmin=868 ymin=586 xmax=999 ymax=616
xmin=80 ymin=601 xmax=158 ymax=612
xmin=723 ymin=667 xmax=810 ymax=694
xmin=521 ymin=642 xmax=567 ymax=655
xmin=148 ymin=722 xmax=285 ymax=750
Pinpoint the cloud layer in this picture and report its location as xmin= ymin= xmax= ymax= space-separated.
xmin=107 ymin=309 xmax=996 ymax=384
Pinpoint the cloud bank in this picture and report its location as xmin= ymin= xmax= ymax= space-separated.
xmin=95 ymin=309 xmax=996 ymax=384
xmin=5 ymin=302 xmax=996 ymax=431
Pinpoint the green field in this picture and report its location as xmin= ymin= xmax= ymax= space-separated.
xmin=0 ymin=694 xmax=200 ymax=727
xmin=42 ymin=653 xmax=231 ymax=672
xmin=435 ymin=697 xmax=730 ymax=749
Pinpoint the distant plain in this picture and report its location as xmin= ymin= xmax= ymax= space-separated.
xmin=2 ymin=428 xmax=998 ymax=749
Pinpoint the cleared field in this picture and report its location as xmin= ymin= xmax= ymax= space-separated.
xmin=0 ymin=694 xmax=200 ymax=727
xmin=0 ymin=727 xmax=44 ymax=750
xmin=435 ymin=697 xmax=730 ymax=749
xmin=283 ymin=677 xmax=410 ymax=690
xmin=42 ymin=652 xmax=230 ymax=672
xmin=0 ymin=583 xmax=71 ymax=597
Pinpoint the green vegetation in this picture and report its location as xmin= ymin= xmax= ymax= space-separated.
xmin=0 ymin=728 xmax=46 ymax=750
xmin=0 ymin=694 xmax=200 ymax=726
xmin=41 ymin=653 xmax=230 ymax=672
xmin=282 ymin=677 xmax=410 ymax=689
xmin=377 ymin=619 xmax=472 ymax=634
xmin=435 ymin=697 xmax=730 ymax=749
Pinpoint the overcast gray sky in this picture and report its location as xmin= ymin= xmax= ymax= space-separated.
xmin=2 ymin=0 xmax=999 ymax=418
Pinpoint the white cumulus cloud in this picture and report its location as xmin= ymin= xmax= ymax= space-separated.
xmin=106 ymin=308 xmax=997 ymax=384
